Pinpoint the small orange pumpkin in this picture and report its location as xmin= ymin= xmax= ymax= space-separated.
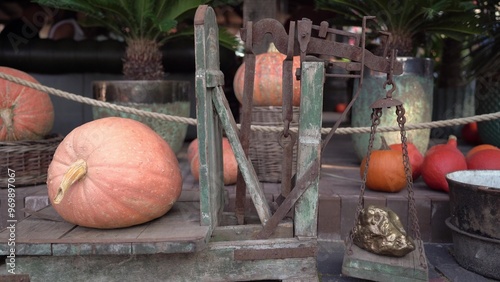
xmin=389 ymin=142 xmax=424 ymax=181
xmin=233 ymin=45 xmax=301 ymax=106
xmin=360 ymin=138 xmax=407 ymax=193
xmin=47 ymin=117 xmax=182 ymax=229
xmin=0 ymin=67 xmax=54 ymax=141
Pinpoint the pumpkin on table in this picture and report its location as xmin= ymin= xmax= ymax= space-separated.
xmin=0 ymin=67 xmax=54 ymax=141
xmin=389 ymin=141 xmax=424 ymax=181
xmin=233 ymin=44 xmax=301 ymax=106
xmin=47 ymin=117 xmax=182 ymax=229
xmin=360 ymin=137 xmax=407 ymax=193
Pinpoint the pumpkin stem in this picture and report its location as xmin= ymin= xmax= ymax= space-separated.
xmin=380 ymin=136 xmax=390 ymax=150
xmin=0 ymin=108 xmax=14 ymax=139
xmin=447 ymin=135 xmax=458 ymax=147
xmin=267 ymin=42 xmax=279 ymax=53
xmin=54 ymin=159 xmax=87 ymax=204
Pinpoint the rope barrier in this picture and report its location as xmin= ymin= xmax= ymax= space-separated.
xmin=1 ymin=71 xmax=499 ymax=135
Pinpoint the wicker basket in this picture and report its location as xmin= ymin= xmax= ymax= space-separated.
xmin=247 ymin=106 xmax=300 ymax=183
xmin=0 ymin=134 xmax=63 ymax=188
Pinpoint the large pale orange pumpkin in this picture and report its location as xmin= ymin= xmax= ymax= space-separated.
xmin=0 ymin=67 xmax=54 ymax=141
xmin=233 ymin=48 xmax=301 ymax=106
xmin=47 ymin=117 xmax=182 ymax=229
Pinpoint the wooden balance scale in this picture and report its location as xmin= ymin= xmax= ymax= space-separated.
xmin=0 ymin=5 xmax=426 ymax=281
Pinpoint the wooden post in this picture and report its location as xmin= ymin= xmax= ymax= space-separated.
xmin=294 ymin=60 xmax=324 ymax=238
xmin=194 ymin=6 xmax=225 ymax=228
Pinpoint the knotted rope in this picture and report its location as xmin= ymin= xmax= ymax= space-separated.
xmin=1 ymin=72 xmax=499 ymax=135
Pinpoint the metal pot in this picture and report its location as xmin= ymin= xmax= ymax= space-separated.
xmin=446 ymin=218 xmax=500 ymax=280
xmin=446 ymin=170 xmax=500 ymax=239
xmin=92 ymin=80 xmax=191 ymax=153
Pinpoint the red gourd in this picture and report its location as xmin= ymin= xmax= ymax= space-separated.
xmin=466 ymin=149 xmax=500 ymax=170
xmin=0 ymin=67 xmax=54 ymax=141
xmin=461 ymin=122 xmax=481 ymax=145
xmin=233 ymin=45 xmax=301 ymax=106
xmin=465 ymin=144 xmax=499 ymax=160
xmin=360 ymin=138 xmax=407 ymax=193
xmin=47 ymin=117 xmax=182 ymax=229
xmin=389 ymin=142 xmax=424 ymax=181
xmin=421 ymin=135 xmax=467 ymax=192
xmin=191 ymin=138 xmax=238 ymax=185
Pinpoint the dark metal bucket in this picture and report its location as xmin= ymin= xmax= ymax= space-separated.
xmin=446 ymin=218 xmax=500 ymax=280
xmin=446 ymin=170 xmax=500 ymax=239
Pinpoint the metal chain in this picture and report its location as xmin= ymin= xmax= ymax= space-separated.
xmin=345 ymin=108 xmax=382 ymax=255
xmin=396 ymin=105 xmax=427 ymax=270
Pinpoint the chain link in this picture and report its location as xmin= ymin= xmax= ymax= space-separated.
xmin=397 ymin=105 xmax=427 ymax=270
xmin=345 ymin=108 xmax=382 ymax=255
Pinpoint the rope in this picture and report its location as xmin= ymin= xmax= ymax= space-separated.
xmin=1 ymin=71 xmax=499 ymax=135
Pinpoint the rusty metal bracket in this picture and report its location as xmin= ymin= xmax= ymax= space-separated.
xmin=238 ymin=14 xmax=405 ymax=235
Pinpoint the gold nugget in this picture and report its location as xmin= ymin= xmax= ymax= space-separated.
xmin=352 ymin=205 xmax=415 ymax=257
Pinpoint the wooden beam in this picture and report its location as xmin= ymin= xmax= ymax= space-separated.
xmin=194 ymin=5 xmax=225 ymax=228
xmin=212 ymin=87 xmax=272 ymax=225
xmin=294 ymin=60 xmax=324 ymax=238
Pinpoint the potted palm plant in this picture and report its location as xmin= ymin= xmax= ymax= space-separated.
xmin=315 ymin=0 xmax=480 ymax=160
xmin=34 ymin=0 xmax=237 ymax=153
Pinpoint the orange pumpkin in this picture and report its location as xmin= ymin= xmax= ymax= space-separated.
xmin=360 ymin=138 xmax=407 ymax=193
xmin=461 ymin=122 xmax=481 ymax=145
xmin=47 ymin=117 xmax=182 ymax=229
xmin=421 ymin=135 xmax=467 ymax=192
xmin=389 ymin=142 xmax=424 ymax=181
xmin=0 ymin=67 xmax=54 ymax=141
xmin=191 ymin=138 xmax=238 ymax=185
xmin=233 ymin=46 xmax=301 ymax=106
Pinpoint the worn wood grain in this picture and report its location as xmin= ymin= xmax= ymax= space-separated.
xmin=212 ymin=86 xmax=272 ymax=225
xmin=342 ymin=240 xmax=428 ymax=282
xmin=0 ymin=202 xmax=209 ymax=256
xmin=194 ymin=4 xmax=225 ymax=229
xmin=294 ymin=61 xmax=324 ymax=238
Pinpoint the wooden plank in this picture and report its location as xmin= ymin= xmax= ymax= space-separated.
xmin=211 ymin=220 xmax=293 ymax=242
xmin=386 ymin=194 xmax=409 ymax=231
xmin=212 ymin=86 xmax=272 ymax=225
xmin=430 ymin=198 xmax=452 ymax=242
xmin=318 ymin=195 xmax=341 ymax=240
xmin=294 ymin=60 xmax=324 ymax=238
xmin=0 ymin=206 xmax=74 ymax=244
xmin=194 ymin=5 xmax=224 ymax=229
xmin=9 ymin=238 xmax=319 ymax=282
xmin=340 ymin=195 xmax=358 ymax=240
xmin=0 ymin=202 xmax=210 ymax=256
xmin=363 ymin=195 xmax=387 ymax=209
xmin=342 ymin=240 xmax=428 ymax=282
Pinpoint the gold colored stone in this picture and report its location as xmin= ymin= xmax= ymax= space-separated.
xmin=352 ymin=205 xmax=415 ymax=257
